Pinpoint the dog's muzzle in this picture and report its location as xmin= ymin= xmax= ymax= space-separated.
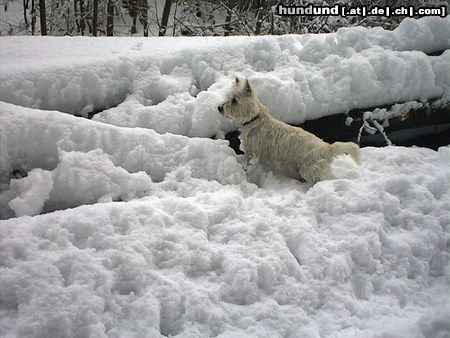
xmin=217 ymin=105 xmax=224 ymax=114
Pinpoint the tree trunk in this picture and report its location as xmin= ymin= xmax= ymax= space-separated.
xmin=79 ymin=0 xmax=85 ymax=35
xmin=159 ymin=0 xmax=172 ymax=36
xmin=254 ymin=0 xmax=264 ymax=35
xmin=224 ymin=0 xmax=235 ymax=36
xmin=23 ymin=0 xmax=29 ymax=29
xmin=106 ymin=0 xmax=114 ymax=36
xmin=129 ymin=0 xmax=137 ymax=33
xmin=31 ymin=0 xmax=35 ymax=35
xmin=131 ymin=16 xmax=137 ymax=33
xmin=92 ymin=0 xmax=98 ymax=36
xmin=171 ymin=0 xmax=178 ymax=36
xmin=66 ymin=4 xmax=70 ymax=34
xmin=141 ymin=0 xmax=148 ymax=37
xmin=39 ymin=0 xmax=47 ymax=35
xmin=74 ymin=0 xmax=79 ymax=34
xmin=74 ymin=0 xmax=85 ymax=35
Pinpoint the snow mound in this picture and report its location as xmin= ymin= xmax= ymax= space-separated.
xmin=0 ymin=149 xmax=153 ymax=218
xmin=4 ymin=168 xmax=53 ymax=217
xmin=1 ymin=16 xmax=449 ymax=137
xmin=0 ymin=102 xmax=246 ymax=187
xmin=0 ymin=146 xmax=448 ymax=337
xmin=49 ymin=149 xmax=151 ymax=209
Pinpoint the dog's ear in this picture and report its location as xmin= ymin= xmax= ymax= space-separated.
xmin=235 ymin=77 xmax=240 ymax=84
xmin=244 ymin=79 xmax=252 ymax=95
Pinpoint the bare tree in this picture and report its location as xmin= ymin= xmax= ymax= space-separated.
xmin=4 ymin=0 xmax=439 ymax=37
xmin=159 ymin=0 xmax=172 ymax=36
xmin=106 ymin=0 xmax=114 ymax=36
xmin=93 ymin=0 xmax=98 ymax=36
xmin=254 ymin=0 xmax=265 ymax=35
xmin=74 ymin=0 xmax=86 ymax=35
xmin=171 ymin=0 xmax=178 ymax=36
xmin=126 ymin=0 xmax=148 ymax=36
xmin=224 ymin=0 xmax=235 ymax=36
xmin=127 ymin=0 xmax=139 ymax=33
xmin=39 ymin=0 xmax=47 ymax=35
xmin=141 ymin=0 xmax=149 ymax=36
xmin=22 ymin=0 xmax=29 ymax=29
xmin=31 ymin=0 xmax=36 ymax=35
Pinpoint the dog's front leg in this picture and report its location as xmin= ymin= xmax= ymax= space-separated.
xmin=243 ymin=153 xmax=259 ymax=171
xmin=242 ymin=155 xmax=250 ymax=171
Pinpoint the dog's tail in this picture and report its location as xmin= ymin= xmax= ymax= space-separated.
xmin=331 ymin=142 xmax=361 ymax=165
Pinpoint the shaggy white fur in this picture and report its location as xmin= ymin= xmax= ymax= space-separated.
xmin=218 ymin=78 xmax=361 ymax=183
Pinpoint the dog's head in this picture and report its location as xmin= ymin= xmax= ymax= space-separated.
xmin=218 ymin=77 xmax=259 ymax=124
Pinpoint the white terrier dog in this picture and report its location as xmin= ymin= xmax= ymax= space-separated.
xmin=218 ymin=78 xmax=361 ymax=183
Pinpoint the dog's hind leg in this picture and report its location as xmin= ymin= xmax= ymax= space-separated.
xmin=296 ymin=162 xmax=309 ymax=182
xmin=299 ymin=160 xmax=331 ymax=183
xmin=295 ymin=171 xmax=307 ymax=182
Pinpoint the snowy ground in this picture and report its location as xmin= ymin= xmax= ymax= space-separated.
xmin=1 ymin=16 xmax=450 ymax=338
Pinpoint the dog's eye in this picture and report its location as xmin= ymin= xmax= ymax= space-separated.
xmin=231 ymin=98 xmax=238 ymax=104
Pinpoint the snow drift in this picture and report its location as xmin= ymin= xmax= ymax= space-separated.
xmin=0 ymin=142 xmax=449 ymax=337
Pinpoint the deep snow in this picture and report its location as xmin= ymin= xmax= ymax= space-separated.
xmin=0 ymin=15 xmax=450 ymax=338
xmin=1 ymin=141 xmax=449 ymax=337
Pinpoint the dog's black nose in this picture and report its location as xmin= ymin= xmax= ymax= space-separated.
xmin=217 ymin=105 xmax=223 ymax=113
